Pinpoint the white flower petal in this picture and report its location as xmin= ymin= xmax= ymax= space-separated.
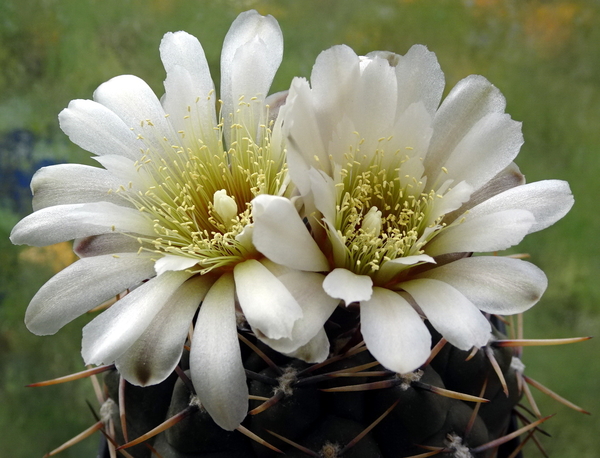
xmin=190 ymin=273 xmax=248 ymax=431
xmin=234 ymin=259 xmax=303 ymax=340
xmin=324 ymin=219 xmax=348 ymax=268
xmin=74 ymin=234 xmax=144 ymax=257
xmin=160 ymin=33 xmax=215 ymax=118
xmin=251 ymin=194 xmax=329 ymax=272
xmin=116 ymin=275 xmax=213 ymax=386
xmin=82 ymin=270 xmax=191 ymax=365
xmin=278 ymin=270 xmax=338 ymax=340
xmin=162 ymin=65 xmax=219 ymax=150
xmin=323 ymin=268 xmax=373 ymax=305
xmin=154 ymin=255 xmax=199 ymax=275
xmin=361 ymin=287 xmax=431 ymax=374
xmin=31 ymin=164 xmax=127 ymax=211
xmin=93 ymin=74 xmax=175 ymax=149
xmin=265 ymin=89 xmax=289 ymax=126
xmin=311 ymin=45 xmax=360 ymax=126
xmin=10 ymin=202 xmax=155 ymax=247
xmin=435 ymin=112 xmax=523 ymax=192
xmin=221 ymin=10 xmax=282 ymax=140
xmin=401 ymin=278 xmax=491 ymax=350
xmin=58 ymin=99 xmax=141 ymax=160
xmin=425 ymin=75 xmax=507 ymax=176
xmin=418 ymin=256 xmax=547 ymax=315
xmin=284 ymin=78 xmax=330 ymax=194
xmin=466 ymin=180 xmax=574 ymax=234
xmin=160 ymin=31 xmax=213 ymax=94
xmin=160 ymin=31 xmax=218 ymax=150
xmin=285 ymin=45 xmax=360 ymax=183
xmin=386 ymin=103 xmax=433 ymax=169
xmin=428 ymin=181 xmax=473 ymax=223
xmin=227 ymin=40 xmax=273 ymax=139
xmin=350 ymin=54 xmax=398 ymax=140
xmin=24 ymin=253 xmax=156 ymax=335
xmin=392 ymin=44 xmax=445 ymax=118
xmin=234 ymin=223 xmax=254 ymax=252
xmin=425 ymin=209 xmax=535 ymax=256
xmin=375 ymin=254 xmax=436 ymax=285
xmin=284 ymin=328 xmax=330 ymax=363
xmin=444 ymin=162 xmax=525 ymax=224
xmin=256 ymin=270 xmax=338 ymax=356
xmin=307 ymin=168 xmax=337 ymax=223
xmin=92 ymin=154 xmax=140 ymax=186
xmin=259 ymin=257 xmax=295 ymax=277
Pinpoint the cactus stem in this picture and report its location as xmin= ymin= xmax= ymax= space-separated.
xmin=403 ymin=450 xmax=445 ymax=458
xmin=339 ymin=398 xmax=400 ymax=454
xmin=465 ymin=377 xmax=488 ymax=438
xmin=266 ymin=429 xmax=320 ymax=457
xmin=43 ymin=420 xmax=104 ymax=457
xmin=485 ymin=346 xmax=509 ymax=397
xmin=265 ymin=399 xmax=402 ymax=457
xmin=423 ymin=337 xmax=447 ymax=366
xmin=238 ymin=333 xmax=283 ymax=375
xmin=523 ymin=375 xmax=591 ymax=415
xmin=470 ymin=414 xmax=554 ymax=453
xmin=236 ymin=425 xmax=283 ymax=453
xmin=116 ymin=405 xmax=197 ymax=450
xmin=26 ymin=364 xmax=115 ymax=387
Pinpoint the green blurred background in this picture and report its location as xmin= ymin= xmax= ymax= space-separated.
xmin=0 ymin=0 xmax=598 ymax=456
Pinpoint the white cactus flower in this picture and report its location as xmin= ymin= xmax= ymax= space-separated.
xmin=10 ymin=10 xmax=338 ymax=431
xmin=252 ymin=44 xmax=574 ymax=375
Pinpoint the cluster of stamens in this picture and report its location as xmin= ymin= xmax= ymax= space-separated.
xmin=112 ymin=96 xmax=287 ymax=274
xmin=330 ymin=136 xmax=447 ymax=276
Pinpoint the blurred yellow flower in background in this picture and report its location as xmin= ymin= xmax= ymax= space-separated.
xmin=19 ymin=242 xmax=77 ymax=274
xmin=523 ymin=2 xmax=580 ymax=56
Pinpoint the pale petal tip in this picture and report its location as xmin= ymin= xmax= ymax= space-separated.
xmin=323 ymin=268 xmax=373 ymax=305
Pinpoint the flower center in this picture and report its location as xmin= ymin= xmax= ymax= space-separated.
xmin=329 ymin=135 xmax=447 ymax=276
xmin=115 ymin=97 xmax=287 ymax=274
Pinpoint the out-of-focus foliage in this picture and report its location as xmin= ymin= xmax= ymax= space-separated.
xmin=1 ymin=1 xmax=598 ymax=456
